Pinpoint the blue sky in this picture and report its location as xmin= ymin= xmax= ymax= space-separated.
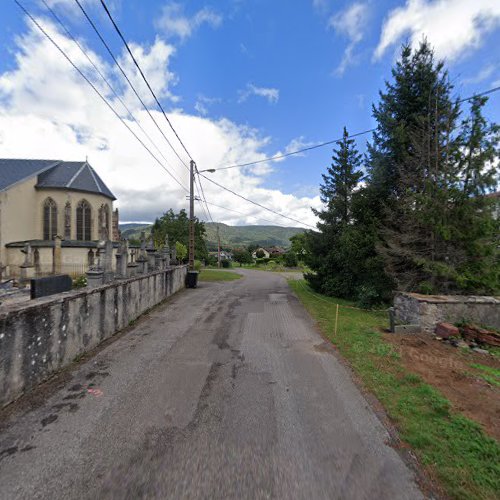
xmin=1 ymin=0 xmax=500 ymax=225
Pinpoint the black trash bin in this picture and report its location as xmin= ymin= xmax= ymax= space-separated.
xmin=186 ymin=271 xmax=199 ymax=288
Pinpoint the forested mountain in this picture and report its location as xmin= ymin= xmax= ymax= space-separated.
xmin=119 ymin=222 xmax=305 ymax=249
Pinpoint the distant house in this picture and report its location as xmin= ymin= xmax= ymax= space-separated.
xmin=208 ymin=250 xmax=233 ymax=261
xmin=252 ymin=247 xmax=270 ymax=259
xmin=266 ymin=246 xmax=286 ymax=257
xmin=0 ymin=159 xmax=119 ymax=278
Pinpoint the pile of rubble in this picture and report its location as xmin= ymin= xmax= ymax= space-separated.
xmin=435 ymin=322 xmax=500 ymax=354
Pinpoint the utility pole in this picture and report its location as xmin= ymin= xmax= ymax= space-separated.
xmin=217 ymin=225 xmax=221 ymax=269
xmin=189 ymin=160 xmax=195 ymax=271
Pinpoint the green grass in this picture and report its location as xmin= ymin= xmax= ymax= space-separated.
xmin=470 ymin=363 xmax=500 ymax=388
xmin=198 ymin=270 xmax=242 ymax=282
xmin=289 ymin=279 xmax=500 ymax=500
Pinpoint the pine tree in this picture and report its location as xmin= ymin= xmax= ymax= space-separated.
xmin=368 ymin=41 xmax=499 ymax=293
xmin=317 ymin=127 xmax=363 ymax=226
xmin=305 ymin=128 xmax=389 ymax=302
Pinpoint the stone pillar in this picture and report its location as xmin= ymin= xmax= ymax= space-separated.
xmin=171 ymin=244 xmax=177 ymax=266
xmin=102 ymin=240 xmax=114 ymax=283
xmin=116 ymin=239 xmax=129 ymax=278
xmin=86 ymin=268 xmax=104 ymax=288
xmin=136 ymin=231 xmax=148 ymax=274
xmin=155 ymin=251 xmax=163 ymax=271
xmin=146 ymin=235 xmax=156 ymax=270
xmin=53 ymin=235 xmax=62 ymax=275
xmin=127 ymin=261 xmax=138 ymax=278
xmin=163 ymin=234 xmax=171 ymax=268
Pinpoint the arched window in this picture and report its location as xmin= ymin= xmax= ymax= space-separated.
xmin=98 ymin=204 xmax=110 ymax=240
xmin=43 ymin=198 xmax=58 ymax=240
xmin=76 ymin=200 xmax=92 ymax=241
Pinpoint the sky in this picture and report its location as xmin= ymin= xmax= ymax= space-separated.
xmin=1 ymin=0 xmax=500 ymax=227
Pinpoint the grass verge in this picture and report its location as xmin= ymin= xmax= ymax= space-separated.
xmin=469 ymin=363 xmax=500 ymax=388
xmin=199 ymin=270 xmax=242 ymax=282
xmin=289 ymin=279 xmax=500 ymax=500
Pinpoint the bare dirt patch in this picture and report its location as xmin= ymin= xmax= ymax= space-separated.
xmin=384 ymin=332 xmax=500 ymax=441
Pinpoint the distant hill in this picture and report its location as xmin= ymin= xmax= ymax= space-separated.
xmin=119 ymin=222 xmax=305 ymax=249
xmin=203 ymin=223 xmax=305 ymax=250
xmin=119 ymin=223 xmax=152 ymax=240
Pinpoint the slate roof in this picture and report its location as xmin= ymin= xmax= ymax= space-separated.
xmin=0 ymin=159 xmax=116 ymax=200
xmin=0 ymin=159 xmax=60 ymax=191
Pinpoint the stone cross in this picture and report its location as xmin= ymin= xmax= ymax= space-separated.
xmin=116 ymin=238 xmax=129 ymax=278
xmin=140 ymin=231 xmax=147 ymax=257
xmin=163 ymin=234 xmax=171 ymax=267
xmin=21 ymin=242 xmax=33 ymax=267
xmin=171 ymin=243 xmax=177 ymax=265
xmin=136 ymin=232 xmax=149 ymax=273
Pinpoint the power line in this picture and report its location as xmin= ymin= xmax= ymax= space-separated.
xmin=99 ymin=0 xmax=194 ymax=163
xmin=14 ymin=0 xmax=189 ymax=193
xmin=199 ymin=173 xmax=316 ymax=229
xmin=213 ymin=85 xmax=500 ymax=172
xmin=194 ymin=169 xmax=214 ymax=223
xmin=41 ymin=0 xmax=183 ymax=183
xmin=214 ymin=129 xmax=375 ymax=171
xmin=73 ymin=0 xmax=189 ymax=172
xmin=195 ymin=176 xmax=213 ymax=222
xmin=457 ymin=85 xmax=500 ymax=103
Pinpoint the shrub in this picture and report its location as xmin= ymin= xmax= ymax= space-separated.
xmin=73 ymin=275 xmax=87 ymax=288
xmin=221 ymin=259 xmax=231 ymax=268
xmin=205 ymin=255 xmax=218 ymax=267
xmin=283 ymin=251 xmax=298 ymax=267
xmin=194 ymin=260 xmax=202 ymax=272
xmin=357 ymin=285 xmax=381 ymax=309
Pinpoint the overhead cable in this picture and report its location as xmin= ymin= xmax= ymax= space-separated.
xmin=14 ymin=0 xmax=188 ymax=192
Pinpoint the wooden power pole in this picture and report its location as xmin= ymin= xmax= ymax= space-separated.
xmin=217 ymin=225 xmax=221 ymax=268
xmin=189 ymin=160 xmax=195 ymax=271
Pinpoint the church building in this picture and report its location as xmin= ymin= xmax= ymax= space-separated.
xmin=0 ymin=159 xmax=119 ymax=277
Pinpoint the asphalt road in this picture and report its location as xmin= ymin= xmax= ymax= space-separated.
xmin=0 ymin=270 xmax=423 ymax=499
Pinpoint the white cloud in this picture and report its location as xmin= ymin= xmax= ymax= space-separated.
xmin=238 ymin=83 xmax=280 ymax=104
xmin=312 ymin=0 xmax=329 ymax=13
xmin=0 ymin=17 xmax=319 ymax=228
xmin=194 ymin=95 xmax=220 ymax=116
xmin=375 ymin=0 xmax=500 ymax=61
xmin=272 ymin=137 xmax=315 ymax=164
xmin=155 ymin=3 xmax=222 ymax=41
xmin=462 ymin=64 xmax=497 ymax=85
xmin=329 ymin=3 xmax=369 ymax=75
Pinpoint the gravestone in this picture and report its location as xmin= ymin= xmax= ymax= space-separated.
xmin=30 ymin=274 xmax=72 ymax=299
xmin=116 ymin=239 xmax=129 ymax=278
xmin=146 ymin=235 xmax=156 ymax=270
xmin=136 ymin=232 xmax=148 ymax=274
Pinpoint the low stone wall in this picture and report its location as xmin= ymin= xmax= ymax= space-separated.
xmin=0 ymin=266 xmax=187 ymax=407
xmin=394 ymin=292 xmax=500 ymax=333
